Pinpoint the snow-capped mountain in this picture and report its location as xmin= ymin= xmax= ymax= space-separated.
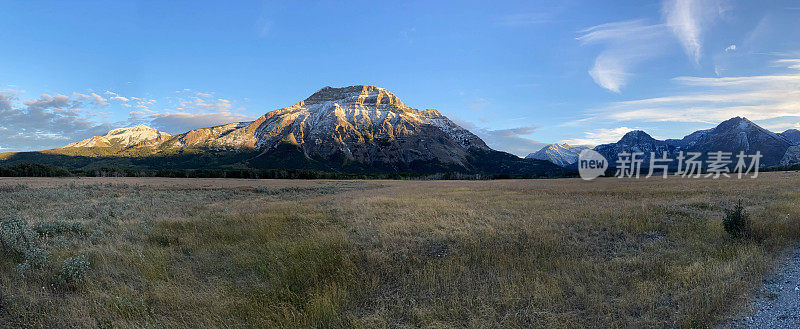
xmin=64 ymin=125 xmax=172 ymax=148
xmin=161 ymin=85 xmax=489 ymax=167
xmin=54 ymin=85 xmax=561 ymax=174
xmin=525 ymin=144 xmax=589 ymax=167
xmin=682 ymin=117 xmax=792 ymax=166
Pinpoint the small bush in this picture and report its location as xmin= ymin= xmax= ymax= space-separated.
xmin=16 ymin=247 xmax=51 ymax=275
xmin=0 ymin=215 xmax=36 ymax=255
xmin=55 ymin=255 xmax=90 ymax=289
xmin=1 ymin=214 xmax=53 ymax=276
xmin=723 ymin=200 xmax=751 ymax=239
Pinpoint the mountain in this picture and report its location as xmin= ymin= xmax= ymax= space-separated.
xmin=595 ymin=130 xmax=677 ymax=165
xmin=595 ymin=117 xmax=797 ymax=167
xmin=64 ymin=125 xmax=172 ymax=148
xmin=526 ymin=143 xmax=589 ymax=167
xmin=2 ymin=85 xmax=562 ymax=176
xmin=158 ymin=85 xmax=491 ymax=168
xmin=684 ymin=117 xmax=792 ymax=166
xmin=779 ymin=129 xmax=800 ymax=145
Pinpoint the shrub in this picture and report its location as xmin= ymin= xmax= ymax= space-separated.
xmin=55 ymin=255 xmax=90 ymax=288
xmin=0 ymin=214 xmax=36 ymax=255
xmin=1 ymin=214 xmax=53 ymax=276
xmin=723 ymin=200 xmax=751 ymax=239
xmin=16 ymin=247 xmax=51 ymax=274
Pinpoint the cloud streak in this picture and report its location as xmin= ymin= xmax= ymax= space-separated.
xmin=662 ymin=0 xmax=726 ymax=64
xmin=563 ymin=126 xmax=636 ymax=146
xmin=453 ymin=119 xmax=546 ymax=157
xmin=595 ymin=58 xmax=800 ymax=124
xmin=580 ymin=0 xmax=727 ymax=92
xmin=578 ymin=20 xmax=671 ymax=93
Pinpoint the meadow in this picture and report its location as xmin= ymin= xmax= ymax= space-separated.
xmin=1 ymin=173 xmax=800 ymax=328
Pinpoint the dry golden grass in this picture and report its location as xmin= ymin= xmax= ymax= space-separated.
xmin=1 ymin=173 xmax=799 ymax=328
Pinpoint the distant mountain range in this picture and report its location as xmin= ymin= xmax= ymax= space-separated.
xmin=3 ymin=86 xmax=798 ymax=175
xmin=528 ymin=117 xmax=800 ymax=168
xmin=0 ymin=85 xmax=562 ymax=176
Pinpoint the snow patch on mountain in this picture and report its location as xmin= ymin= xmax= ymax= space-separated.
xmin=526 ymin=143 xmax=589 ymax=167
xmin=64 ymin=125 xmax=171 ymax=148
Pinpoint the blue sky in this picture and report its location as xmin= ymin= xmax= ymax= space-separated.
xmin=1 ymin=0 xmax=799 ymax=156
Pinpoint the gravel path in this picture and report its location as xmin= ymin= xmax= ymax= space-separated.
xmin=725 ymin=243 xmax=800 ymax=328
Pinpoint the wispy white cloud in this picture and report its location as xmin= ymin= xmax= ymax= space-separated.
xmin=580 ymin=0 xmax=727 ymax=92
xmin=662 ymin=0 xmax=727 ymax=64
xmin=452 ymin=119 xmax=546 ymax=157
xmin=760 ymin=120 xmax=800 ymax=132
xmin=594 ymin=58 xmax=800 ymax=123
xmin=563 ymin=127 xmax=636 ymax=146
xmin=777 ymin=59 xmax=800 ymax=69
xmin=578 ymin=20 xmax=671 ymax=93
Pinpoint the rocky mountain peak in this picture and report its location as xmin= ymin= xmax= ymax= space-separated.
xmin=619 ymin=130 xmax=655 ymax=143
xmin=298 ymin=85 xmax=408 ymax=110
xmin=715 ymin=116 xmax=756 ymax=132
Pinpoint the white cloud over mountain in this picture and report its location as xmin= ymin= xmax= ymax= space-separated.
xmin=563 ymin=126 xmax=636 ymax=146
xmin=452 ymin=119 xmax=547 ymax=157
xmin=0 ymin=89 xmax=252 ymax=152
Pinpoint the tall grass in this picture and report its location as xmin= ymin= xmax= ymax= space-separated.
xmin=0 ymin=175 xmax=798 ymax=327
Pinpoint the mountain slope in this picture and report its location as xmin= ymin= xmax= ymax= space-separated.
xmin=526 ymin=143 xmax=588 ymax=167
xmin=779 ymin=129 xmax=800 ymax=145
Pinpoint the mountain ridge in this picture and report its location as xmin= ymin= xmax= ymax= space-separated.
xmin=594 ymin=117 xmax=797 ymax=167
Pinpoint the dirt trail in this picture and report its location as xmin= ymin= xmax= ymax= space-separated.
xmin=726 ymin=243 xmax=800 ymax=328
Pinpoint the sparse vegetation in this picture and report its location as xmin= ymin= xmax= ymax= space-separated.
xmin=0 ymin=175 xmax=799 ymax=327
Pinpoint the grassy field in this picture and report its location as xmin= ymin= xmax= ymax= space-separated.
xmin=1 ymin=173 xmax=800 ymax=328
